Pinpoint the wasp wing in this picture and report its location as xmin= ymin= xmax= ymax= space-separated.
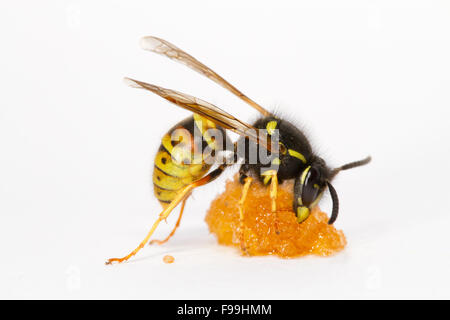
xmin=140 ymin=36 xmax=271 ymax=117
xmin=125 ymin=77 xmax=274 ymax=152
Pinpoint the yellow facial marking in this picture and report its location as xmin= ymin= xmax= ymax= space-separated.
xmin=297 ymin=206 xmax=310 ymax=223
xmin=288 ymin=149 xmax=307 ymax=163
xmin=297 ymin=197 xmax=303 ymax=205
xmin=266 ymin=121 xmax=277 ymax=135
xmin=300 ymin=166 xmax=311 ymax=185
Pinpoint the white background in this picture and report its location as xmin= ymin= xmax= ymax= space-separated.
xmin=1 ymin=0 xmax=449 ymax=299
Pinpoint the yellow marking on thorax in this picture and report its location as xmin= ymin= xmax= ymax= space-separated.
xmin=288 ymin=149 xmax=307 ymax=163
xmin=271 ymin=157 xmax=281 ymax=165
xmin=266 ymin=121 xmax=278 ymax=135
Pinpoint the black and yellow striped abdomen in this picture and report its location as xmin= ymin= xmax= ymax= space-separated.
xmin=152 ymin=114 xmax=228 ymax=207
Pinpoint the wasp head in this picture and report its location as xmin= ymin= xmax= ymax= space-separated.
xmin=293 ymin=155 xmax=371 ymax=225
xmin=293 ymin=158 xmax=329 ymax=223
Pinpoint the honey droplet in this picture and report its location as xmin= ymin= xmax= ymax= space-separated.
xmin=163 ymin=255 xmax=175 ymax=264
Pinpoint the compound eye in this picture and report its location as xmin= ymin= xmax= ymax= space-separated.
xmin=302 ymin=168 xmax=320 ymax=207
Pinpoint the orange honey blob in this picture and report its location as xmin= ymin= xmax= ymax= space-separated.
xmin=205 ymin=175 xmax=346 ymax=257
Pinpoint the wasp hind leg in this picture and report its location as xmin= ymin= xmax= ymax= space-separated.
xmin=149 ymin=198 xmax=187 ymax=246
xmin=106 ymin=165 xmax=226 ymax=265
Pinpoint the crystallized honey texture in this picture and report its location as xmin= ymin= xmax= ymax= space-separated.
xmin=205 ymin=175 xmax=346 ymax=257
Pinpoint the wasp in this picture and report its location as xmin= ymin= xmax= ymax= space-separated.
xmin=106 ymin=37 xmax=371 ymax=264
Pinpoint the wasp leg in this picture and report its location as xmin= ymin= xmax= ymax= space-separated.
xmin=106 ymin=165 xmax=226 ymax=265
xmin=238 ymin=176 xmax=253 ymax=256
xmin=267 ymin=170 xmax=280 ymax=235
xmin=149 ymin=198 xmax=187 ymax=246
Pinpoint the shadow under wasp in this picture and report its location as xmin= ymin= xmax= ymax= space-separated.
xmin=106 ymin=36 xmax=371 ymax=265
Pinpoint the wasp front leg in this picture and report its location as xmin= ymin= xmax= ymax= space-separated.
xmin=238 ymin=174 xmax=253 ymax=255
xmin=263 ymin=170 xmax=280 ymax=235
